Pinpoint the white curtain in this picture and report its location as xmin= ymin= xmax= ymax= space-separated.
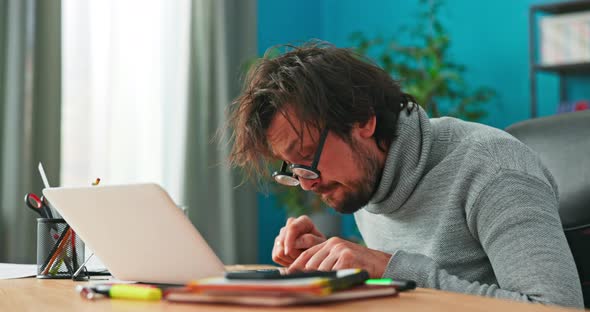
xmin=0 ymin=0 xmax=61 ymax=262
xmin=61 ymin=0 xmax=190 ymax=204
xmin=184 ymin=0 xmax=259 ymax=264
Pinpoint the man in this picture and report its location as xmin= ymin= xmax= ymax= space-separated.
xmin=227 ymin=42 xmax=583 ymax=307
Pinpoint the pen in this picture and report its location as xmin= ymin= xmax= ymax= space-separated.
xmin=365 ymin=278 xmax=416 ymax=291
xmin=41 ymin=227 xmax=72 ymax=275
xmin=77 ymin=284 xmax=162 ymax=301
xmin=48 ymin=257 xmax=73 ymax=276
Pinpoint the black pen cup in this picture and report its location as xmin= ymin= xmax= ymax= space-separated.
xmin=36 ymin=218 xmax=84 ymax=279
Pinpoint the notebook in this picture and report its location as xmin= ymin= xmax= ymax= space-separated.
xmin=189 ymin=268 xmax=368 ymax=296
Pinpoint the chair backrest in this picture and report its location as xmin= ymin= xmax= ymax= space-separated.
xmin=506 ymin=110 xmax=590 ymax=307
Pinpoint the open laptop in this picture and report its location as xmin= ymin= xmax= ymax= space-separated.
xmin=43 ymin=183 xmax=226 ymax=284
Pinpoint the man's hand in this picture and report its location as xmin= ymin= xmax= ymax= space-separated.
xmin=287 ymin=237 xmax=392 ymax=278
xmin=272 ymin=215 xmax=327 ymax=267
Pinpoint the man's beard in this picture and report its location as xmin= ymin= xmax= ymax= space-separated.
xmin=319 ymin=142 xmax=382 ymax=214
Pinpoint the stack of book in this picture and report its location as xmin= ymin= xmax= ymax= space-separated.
xmin=164 ymin=269 xmax=399 ymax=306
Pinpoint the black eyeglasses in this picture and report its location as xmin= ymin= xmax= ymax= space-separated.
xmin=272 ymin=129 xmax=329 ymax=186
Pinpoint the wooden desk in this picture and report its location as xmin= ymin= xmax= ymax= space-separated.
xmin=0 ymin=277 xmax=579 ymax=312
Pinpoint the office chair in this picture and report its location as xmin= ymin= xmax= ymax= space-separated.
xmin=506 ymin=110 xmax=590 ymax=307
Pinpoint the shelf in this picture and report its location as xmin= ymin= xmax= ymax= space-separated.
xmin=532 ymin=0 xmax=590 ymax=14
xmin=534 ymin=62 xmax=590 ymax=74
xmin=529 ymin=0 xmax=590 ymax=118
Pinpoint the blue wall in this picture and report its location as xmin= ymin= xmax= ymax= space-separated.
xmin=256 ymin=0 xmax=590 ymax=264
xmin=258 ymin=0 xmax=323 ymax=52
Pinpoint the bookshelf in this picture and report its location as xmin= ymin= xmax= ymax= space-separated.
xmin=529 ymin=0 xmax=590 ymax=117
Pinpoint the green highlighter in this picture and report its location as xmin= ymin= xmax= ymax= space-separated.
xmin=77 ymin=284 xmax=162 ymax=301
xmin=365 ymin=278 xmax=416 ymax=291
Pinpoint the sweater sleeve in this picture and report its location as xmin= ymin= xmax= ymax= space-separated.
xmin=382 ymin=170 xmax=584 ymax=308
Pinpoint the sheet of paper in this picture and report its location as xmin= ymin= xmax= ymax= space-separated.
xmin=0 ymin=263 xmax=37 ymax=279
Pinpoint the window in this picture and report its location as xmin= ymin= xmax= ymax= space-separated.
xmin=61 ymin=0 xmax=190 ymax=204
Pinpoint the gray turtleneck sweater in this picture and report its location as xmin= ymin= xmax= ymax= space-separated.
xmin=354 ymin=107 xmax=583 ymax=308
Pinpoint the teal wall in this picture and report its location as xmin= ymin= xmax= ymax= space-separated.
xmin=256 ymin=0 xmax=590 ymax=264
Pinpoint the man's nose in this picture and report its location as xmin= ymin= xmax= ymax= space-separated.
xmin=298 ymin=177 xmax=319 ymax=191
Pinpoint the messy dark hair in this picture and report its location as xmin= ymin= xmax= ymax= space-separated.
xmin=227 ymin=40 xmax=415 ymax=180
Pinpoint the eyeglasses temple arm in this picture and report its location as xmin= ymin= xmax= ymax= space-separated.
xmin=310 ymin=129 xmax=329 ymax=169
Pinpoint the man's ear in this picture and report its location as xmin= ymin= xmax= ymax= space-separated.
xmin=354 ymin=115 xmax=377 ymax=139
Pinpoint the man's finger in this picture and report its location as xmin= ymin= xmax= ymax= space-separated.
xmin=272 ymin=244 xmax=294 ymax=266
xmin=272 ymin=231 xmax=294 ymax=265
xmin=273 ymin=257 xmax=291 ymax=267
xmin=299 ymin=245 xmax=331 ymax=271
xmin=287 ymin=243 xmax=324 ymax=273
xmin=282 ymin=218 xmax=296 ymax=256
xmin=276 ymin=226 xmax=291 ymax=257
xmin=294 ymin=233 xmax=325 ymax=249
xmin=317 ymin=253 xmax=339 ymax=271
xmin=273 ymin=238 xmax=299 ymax=265
xmin=284 ymin=216 xmax=317 ymax=255
xmin=286 ymin=248 xmax=303 ymax=260
xmin=273 ymin=256 xmax=291 ymax=267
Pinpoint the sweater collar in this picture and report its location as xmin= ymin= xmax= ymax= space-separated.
xmin=365 ymin=105 xmax=433 ymax=214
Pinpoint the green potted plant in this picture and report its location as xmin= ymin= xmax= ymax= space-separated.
xmin=350 ymin=0 xmax=496 ymax=121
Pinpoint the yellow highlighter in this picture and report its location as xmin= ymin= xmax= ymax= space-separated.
xmin=78 ymin=284 xmax=162 ymax=301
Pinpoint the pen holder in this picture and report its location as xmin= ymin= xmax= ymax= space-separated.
xmin=36 ymin=218 xmax=84 ymax=279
